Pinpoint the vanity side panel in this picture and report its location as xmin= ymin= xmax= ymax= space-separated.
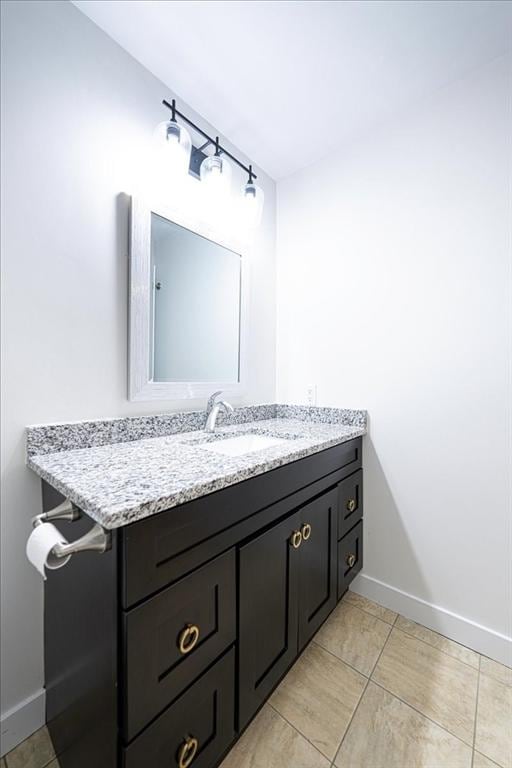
xmin=43 ymin=482 xmax=119 ymax=768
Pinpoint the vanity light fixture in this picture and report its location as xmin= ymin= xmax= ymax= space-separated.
xmin=154 ymin=99 xmax=192 ymax=176
xmin=158 ymin=98 xmax=263 ymax=226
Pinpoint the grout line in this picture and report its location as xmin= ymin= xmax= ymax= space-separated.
xmin=394 ymin=614 xmax=483 ymax=658
xmin=369 ymin=677 xmax=476 ymax=749
xmin=351 ymin=591 xmax=484 ymax=665
xmin=331 ymin=675 xmax=371 ymax=765
xmin=388 ymin=623 xmax=481 ymax=672
xmin=473 ymin=751 xmax=501 ymax=767
xmin=331 ymin=620 xmax=393 ymax=764
xmin=342 ymin=594 xmax=397 ymax=626
xmin=311 ymin=639 xmax=370 ymax=679
xmin=267 ymin=701 xmax=334 ymax=763
xmin=338 ymin=601 xmax=396 ymax=633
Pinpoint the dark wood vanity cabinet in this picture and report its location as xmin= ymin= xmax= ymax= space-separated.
xmin=43 ymin=437 xmax=364 ymax=768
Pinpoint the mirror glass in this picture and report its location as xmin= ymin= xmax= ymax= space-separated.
xmin=150 ymin=213 xmax=241 ymax=382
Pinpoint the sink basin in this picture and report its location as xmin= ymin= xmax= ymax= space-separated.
xmin=199 ymin=434 xmax=287 ymax=457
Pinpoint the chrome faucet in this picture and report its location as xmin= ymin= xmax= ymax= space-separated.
xmin=205 ymin=390 xmax=234 ymax=433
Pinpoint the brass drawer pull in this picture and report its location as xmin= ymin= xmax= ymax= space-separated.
xmin=346 ymin=499 xmax=356 ymax=513
xmin=301 ymin=523 xmax=311 ymax=541
xmin=178 ymin=736 xmax=198 ymax=768
xmin=178 ymin=624 xmax=200 ymax=655
xmin=291 ymin=530 xmax=302 ymax=549
xmin=346 ymin=553 xmax=356 ymax=568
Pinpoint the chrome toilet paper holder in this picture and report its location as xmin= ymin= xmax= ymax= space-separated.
xmin=32 ymin=499 xmax=111 ymax=560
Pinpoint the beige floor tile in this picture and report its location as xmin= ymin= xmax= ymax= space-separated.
xmin=342 ymin=591 xmax=397 ymax=625
xmin=335 ymin=682 xmax=472 ymax=768
xmin=4 ymin=726 xmax=55 ymax=768
xmin=480 ymin=657 xmax=512 ymax=687
xmin=473 ymin=752 xmax=502 ymax=768
xmin=270 ymin=642 xmax=366 ymax=759
xmin=314 ymin=602 xmax=392 ymax=676
xmin=372 ymin=628 xmax=478 ymax=745
xmin=475 ymin=673 xmax=512 ymax=768
xmin=219 ymin=704 xmax=330 ymax=768
xmin=395 ymin=616 xmax=480 ymax=669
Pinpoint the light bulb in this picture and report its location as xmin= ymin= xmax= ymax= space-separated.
xmin=153 ymin=118 xmax=192 ymax=176
xmin=242 ymin=179 xmax=264 ymax=228
xmin=200 ymin=153 xmax=232 ymax=194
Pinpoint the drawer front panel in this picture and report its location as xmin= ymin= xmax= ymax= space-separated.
xmin=123 ymin=649 xmax=235 ymax=768
xmin=123 ymin=550 xmax=236 ymax=739
xmin=337 ymin=520 xmax=363 ymax=598
xmin=337 ymin=470 xmax=363 ymax=539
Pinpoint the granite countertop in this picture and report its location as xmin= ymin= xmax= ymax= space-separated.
xmin=26 ymin=404 xmax=367 ymax=529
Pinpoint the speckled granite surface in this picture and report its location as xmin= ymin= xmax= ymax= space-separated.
xmin=27 ymin=405 xmax=367 ymax=529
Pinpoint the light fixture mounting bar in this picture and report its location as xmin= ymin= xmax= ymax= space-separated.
xmin=162 ymin=99 xmax=257 ymax=180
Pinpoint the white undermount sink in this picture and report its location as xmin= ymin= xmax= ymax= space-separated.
xmin=200 ymin=433 xmax=287 ymax=457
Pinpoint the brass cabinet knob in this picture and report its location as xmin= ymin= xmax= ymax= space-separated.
xmin=290 ymin=530 xmax=302 ymax=549
xmin=346 ymin=499 xmax=356 ymax=513
xmin=178 ymin=624 xmax=200 ymax=655
xmin=178 ymin=736 xmax=198 ymax=768
xmin=301 ymin=523 xmax=312 ymax=541
xmin=346 ymin=553 xmax=356 ymax=568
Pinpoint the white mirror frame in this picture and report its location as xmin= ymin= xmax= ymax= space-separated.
xmin=128 ymin=195 xmax=248 ymax=402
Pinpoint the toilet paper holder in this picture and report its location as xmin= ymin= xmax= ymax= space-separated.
xmin=32 ymin=499 xmax=111 ymax=560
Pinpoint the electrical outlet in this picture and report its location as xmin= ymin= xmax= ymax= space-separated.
xmin=306 ymin=384 xmax=317 ymax=406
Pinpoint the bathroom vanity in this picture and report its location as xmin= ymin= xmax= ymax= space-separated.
xmin=27 ymin=405 xmax=366 ymax=768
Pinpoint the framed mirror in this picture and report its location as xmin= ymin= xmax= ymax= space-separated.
xmin=129 ymin=197 xmax=247 ymax=401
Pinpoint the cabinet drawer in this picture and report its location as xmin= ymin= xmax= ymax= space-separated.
xmin=337 ymin=470 xmax=363 ymax=539
xmin=123 ymin=649 xmax=235 ymax=768
xmin=123 ymin=550 xmax=236 ymax=740
xmin=338 ymin=520 xmax=363 ymax=598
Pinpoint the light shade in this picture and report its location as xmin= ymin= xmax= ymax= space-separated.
xmin=200 ymin=153 xmax=232 ymax=196
xmin=242 ymin=180 xmax=264 ymax=228
xmin=154 ymin=118 xmax=192 ymax=176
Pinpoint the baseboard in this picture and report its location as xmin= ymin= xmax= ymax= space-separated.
xmin=352 ymin=573 xmax=512 ymax=667
xmin=0 ymin=688 xmax=45 ymax=757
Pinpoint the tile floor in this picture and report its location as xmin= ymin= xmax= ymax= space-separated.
xmin=3 ymin=592 xmax=510 ymax=768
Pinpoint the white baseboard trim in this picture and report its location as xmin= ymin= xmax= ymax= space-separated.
xmin=0 ymin=688 xmax=45 ymax=757
xmin=351 ymin=573 xmax=512 ymax=667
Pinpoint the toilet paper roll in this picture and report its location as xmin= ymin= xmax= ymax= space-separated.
xmin=26 ymin=522 xmax=71 ymax=579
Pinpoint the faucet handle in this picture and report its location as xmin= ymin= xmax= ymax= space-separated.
xmin=206 ymin=390 xmax=223 ymax=414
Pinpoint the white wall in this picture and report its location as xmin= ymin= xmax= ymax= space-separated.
xmin=0 ymin=0 xmax=276 ymax=751
xmin=277 ymin=53 xmax=512 ymax=663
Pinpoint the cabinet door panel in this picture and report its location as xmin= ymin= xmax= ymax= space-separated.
xmin=238 ymin=510 xmax=301 ymax=729
xmin=298 ymin=488 xmax=338 ymax=650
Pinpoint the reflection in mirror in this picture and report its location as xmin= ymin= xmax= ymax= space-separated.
xmin=150 ymin=213 xmax=241 ymax=383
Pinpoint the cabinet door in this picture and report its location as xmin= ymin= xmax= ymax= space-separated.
xmin=239 ymin=510 xmax=302 ymax=729
xmin=298 ymin=488 xmax=338 ymax=650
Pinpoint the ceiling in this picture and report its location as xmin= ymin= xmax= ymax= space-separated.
xmin=72 ymin=0 xmax=512 ymax=180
